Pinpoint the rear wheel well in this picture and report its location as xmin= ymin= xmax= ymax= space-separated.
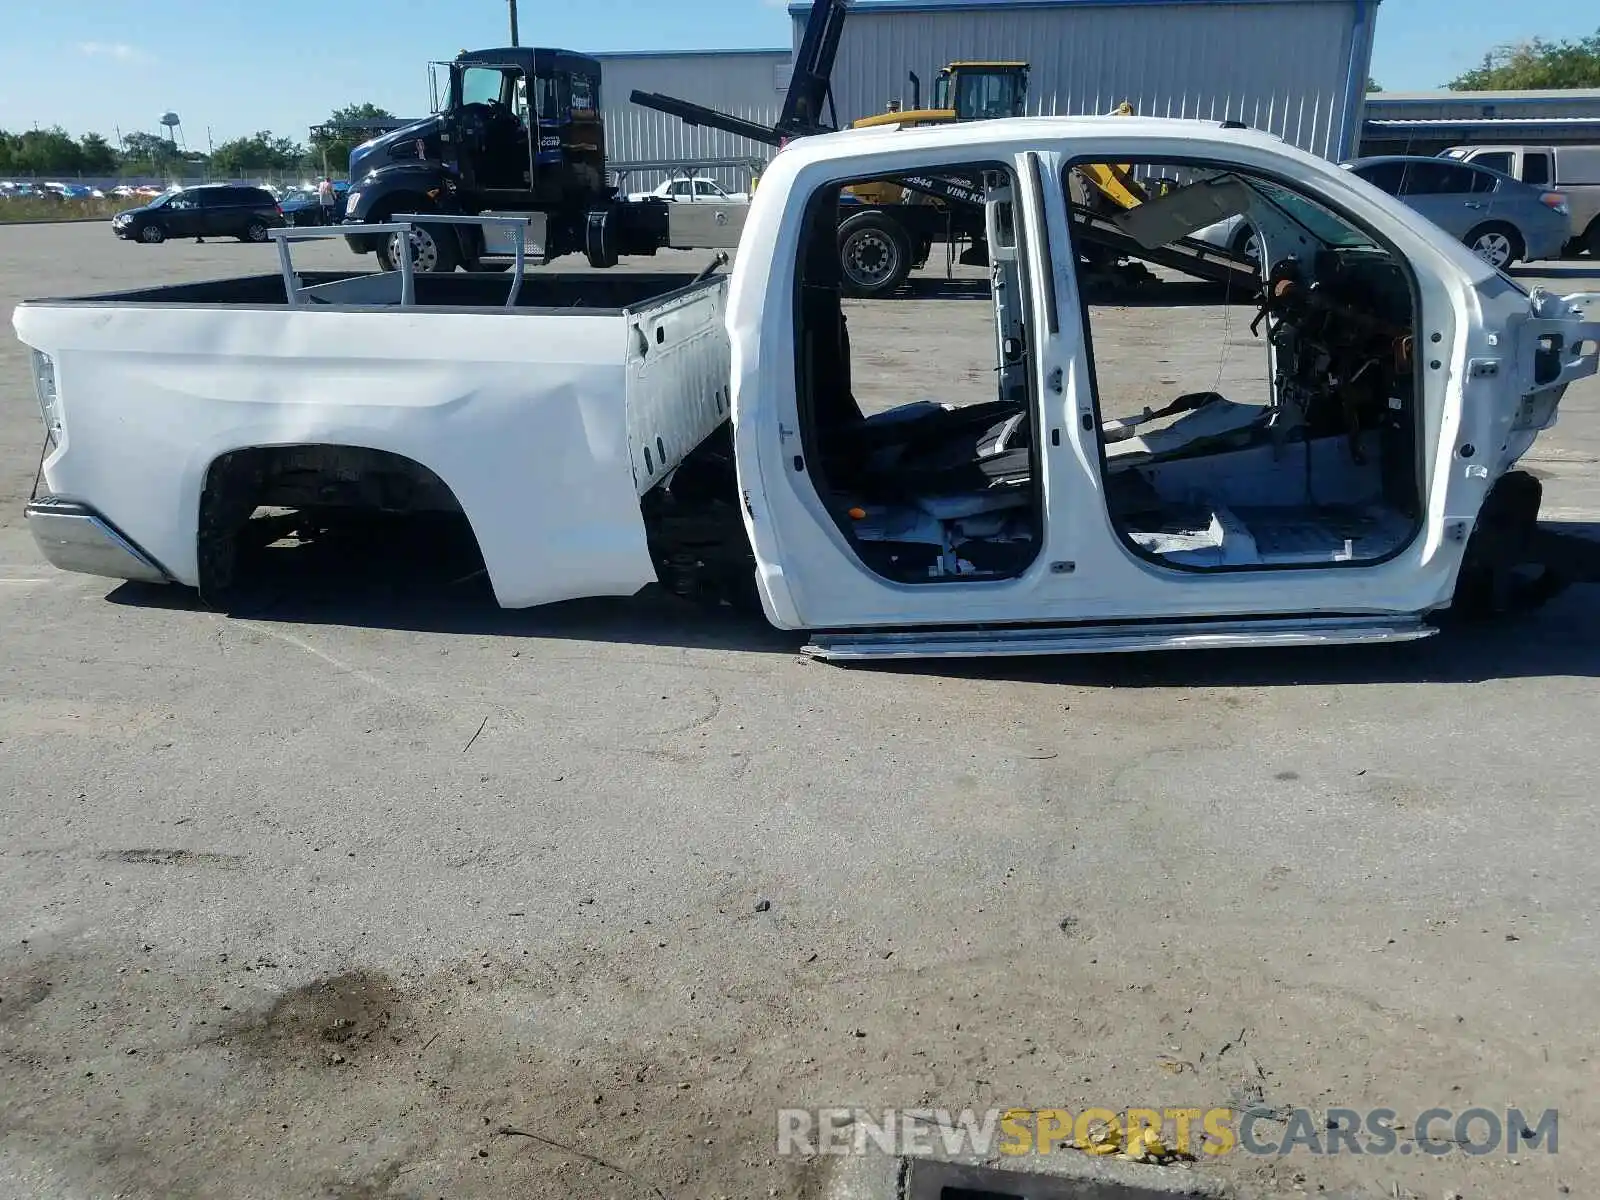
xmin=196 ymin=444 xmax=473 ymax=609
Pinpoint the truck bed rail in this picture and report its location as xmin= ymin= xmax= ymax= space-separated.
xmin=268 ymin=212 xmax=544 ymax=308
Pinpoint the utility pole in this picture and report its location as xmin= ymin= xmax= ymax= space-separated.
xmin=508 ymin=0 xmax=519 ymax=46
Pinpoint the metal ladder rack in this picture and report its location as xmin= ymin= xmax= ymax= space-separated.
xmin=266 ymin=212 xmax=545 ymax=308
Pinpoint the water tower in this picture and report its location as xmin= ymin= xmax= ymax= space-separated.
xmin=160 ymin=111 xmax=184 ymax=149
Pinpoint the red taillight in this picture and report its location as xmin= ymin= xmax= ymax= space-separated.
xmin=1540 ymin=191 xmax=1568 ymax=213
xmin=276 ymin=205 xmax=283 ymax=215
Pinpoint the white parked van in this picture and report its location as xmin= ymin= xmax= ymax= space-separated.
xmin=1442 ymin=144 xmax=1600 ymax=256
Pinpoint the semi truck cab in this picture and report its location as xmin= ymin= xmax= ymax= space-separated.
xmin=342 ymin=47 xmax=611 ymax=271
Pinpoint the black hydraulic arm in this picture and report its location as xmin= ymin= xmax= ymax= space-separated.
xmin=629 ymin=0 xmax=849 ymax=146
xmin=776 ymin=0 xmax=849 ymax=138
xmin=627 ymin=91 xmax=784 ymax=147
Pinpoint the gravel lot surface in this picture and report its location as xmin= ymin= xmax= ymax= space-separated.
xmin=3 ymin=221 xmax=1599 ymax=1200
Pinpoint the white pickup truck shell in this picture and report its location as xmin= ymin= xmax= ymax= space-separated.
xmin=14 ymin=117 xmax=1600 ymax=660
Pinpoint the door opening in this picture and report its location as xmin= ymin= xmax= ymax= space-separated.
xmin=1063 ymin=159 xmax=1424 ymax=571
xmin=791 ymin=160 xmax=1044 ymax=583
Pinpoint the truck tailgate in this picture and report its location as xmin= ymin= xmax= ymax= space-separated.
xmin=625 ymin=276 xmax=731 ymax=494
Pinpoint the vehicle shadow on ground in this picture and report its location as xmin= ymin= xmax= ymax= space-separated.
xmin=892 ymin=277 xmax=1240 ymax=308
xmin=108 ymin=577 xmax=804 ymax=656
xmin=891 ymin=277 xmax=991 ymax=301
xmin=104 ymin=516 xmax=804 ymax=656
xmin=105 ymin=520 xmax=1600 ymax=686
xmin=1083 ymin=279 xmax=1246 ymax=308
xmin=887 ymin=595 xmax=1600 ymax=688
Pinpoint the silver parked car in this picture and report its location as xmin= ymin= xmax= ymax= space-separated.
xmin=1341 ymin=155 xmax=1570 ymax=267
xmin=1192 ymin=155 xmax=1572 ymax=269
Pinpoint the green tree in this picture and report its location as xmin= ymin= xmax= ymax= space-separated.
xmin=120 ymin=131 xmax=186 ymax=173
xmin=310 ymin=103 xmax=396 ymax=178
xmin=1448 ymin=28 xmax=1600 ymax=89
xmin=77 ymin=132 xmax=118 ymax=174
xmin=210 ymin=131 xmax=306 ymax=175
xmin=0 ymin=126 xmax=84 ymax=175
xmin=1366 ymin=77 xmax=1382 ymax=93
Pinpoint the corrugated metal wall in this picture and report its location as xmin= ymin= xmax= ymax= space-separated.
xmin=596 ymin=50 xmax=790 ymax=190
xmin=1364 ymin=91 xmax=1600 ymax=123
xmin=797 ymin=0 xmax=1368 ymax=161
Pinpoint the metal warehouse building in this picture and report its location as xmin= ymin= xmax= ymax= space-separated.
xmin=596 ymin=0 xmax=1377 ymax=186
xmin=1361 ymin=89 xmax=1600 ymax=157
xmin=792 ymin=0 xmax=1376 ymax=159
xmin=595 ymin=49 xmax=791 ymax=190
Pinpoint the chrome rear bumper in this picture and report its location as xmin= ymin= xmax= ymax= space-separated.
xmin=24 ymin=496 xmax=171 ymax=584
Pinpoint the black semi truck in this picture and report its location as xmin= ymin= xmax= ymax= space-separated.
xmin=341 ymin=47 xmax=717 ymax=273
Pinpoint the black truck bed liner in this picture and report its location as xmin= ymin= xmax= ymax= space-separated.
xmin=35 ymin=270 xmax=711 ymax=314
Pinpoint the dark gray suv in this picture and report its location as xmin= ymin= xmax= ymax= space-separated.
xmin=111 ymin=184 xmax=285 ymax=244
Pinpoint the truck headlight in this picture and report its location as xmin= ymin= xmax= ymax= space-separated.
xmin=345 ymin=190 xmax=361 ymax=215
xmin=31 ymin=350 xmax=62 ymax=447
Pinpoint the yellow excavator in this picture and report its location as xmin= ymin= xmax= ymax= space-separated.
xmin=846 ymin=63 xmax=1030 ymax=206
xmin=631 ymin=0 xmax=1253 ymax=295
xmin=853 ymin=61 xmax=1031 ymax=130
xmin=850 ymin=81 xmax=1147 ymax=213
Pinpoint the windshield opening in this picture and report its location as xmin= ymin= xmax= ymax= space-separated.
xmin=1242 ymin=176 xmax=1377 ymax=249
xmin=953 ymin=70 xmax=1025 ymax=121
xmin=459 ymin=66 xmax=509 ymax=108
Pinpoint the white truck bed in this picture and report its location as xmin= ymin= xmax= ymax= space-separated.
xmin=16 ymin=264 xmax=731 ymax=609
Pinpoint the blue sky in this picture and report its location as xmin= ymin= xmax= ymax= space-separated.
xmin=0 ymin=0 xmax=1595 ymax=145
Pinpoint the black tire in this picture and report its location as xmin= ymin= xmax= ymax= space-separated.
xmin=585 ymin=208 xmax=619 ymax=269
xmin=1232 ymin=223 xmax=1261 ymax=263
xmin=241 ymin=220 xmax=270 ymax=243
xmin=837 ymin=211 xmax=913 ymax=298
xmin=374 ymin=228 xmax=401 ymax=272
xmin=1584 ymin=218 xmax=1600 ymax=258
xmin=1446 ymin=470 xmax=1553 ymax=620
xmin=1463 ymin=222 xmax=1524 ymax=269
xmin=138 ymin=222 xmax=165 ymax=244
xmin=195 ymin=459 xmax=259 ymax=612
xmin=376 ymin=221 xmax=459 ymax=273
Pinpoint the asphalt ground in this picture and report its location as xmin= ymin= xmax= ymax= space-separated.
xmin=2 ymin=220 xmax=1599 ymax=1200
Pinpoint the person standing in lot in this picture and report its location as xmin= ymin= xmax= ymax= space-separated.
xmin=318 ymin=177 xmax=336 ymax=225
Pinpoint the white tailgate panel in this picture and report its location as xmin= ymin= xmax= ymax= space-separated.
xmin=624 ymin=282 xmax=732 ymax=493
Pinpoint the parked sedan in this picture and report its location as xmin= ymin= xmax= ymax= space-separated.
xmin=1343 ymin=156 xmax=1570 ymax=267
xmin=111 ymin=183 xmax=284 ymax=244
xmin=1191 ymin=156 xmax=1570 ymax=270
xmin=277 ymin=182 xmax=350 ymax=226
xmin=624 ymin=176 xmax=749 ymax=204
